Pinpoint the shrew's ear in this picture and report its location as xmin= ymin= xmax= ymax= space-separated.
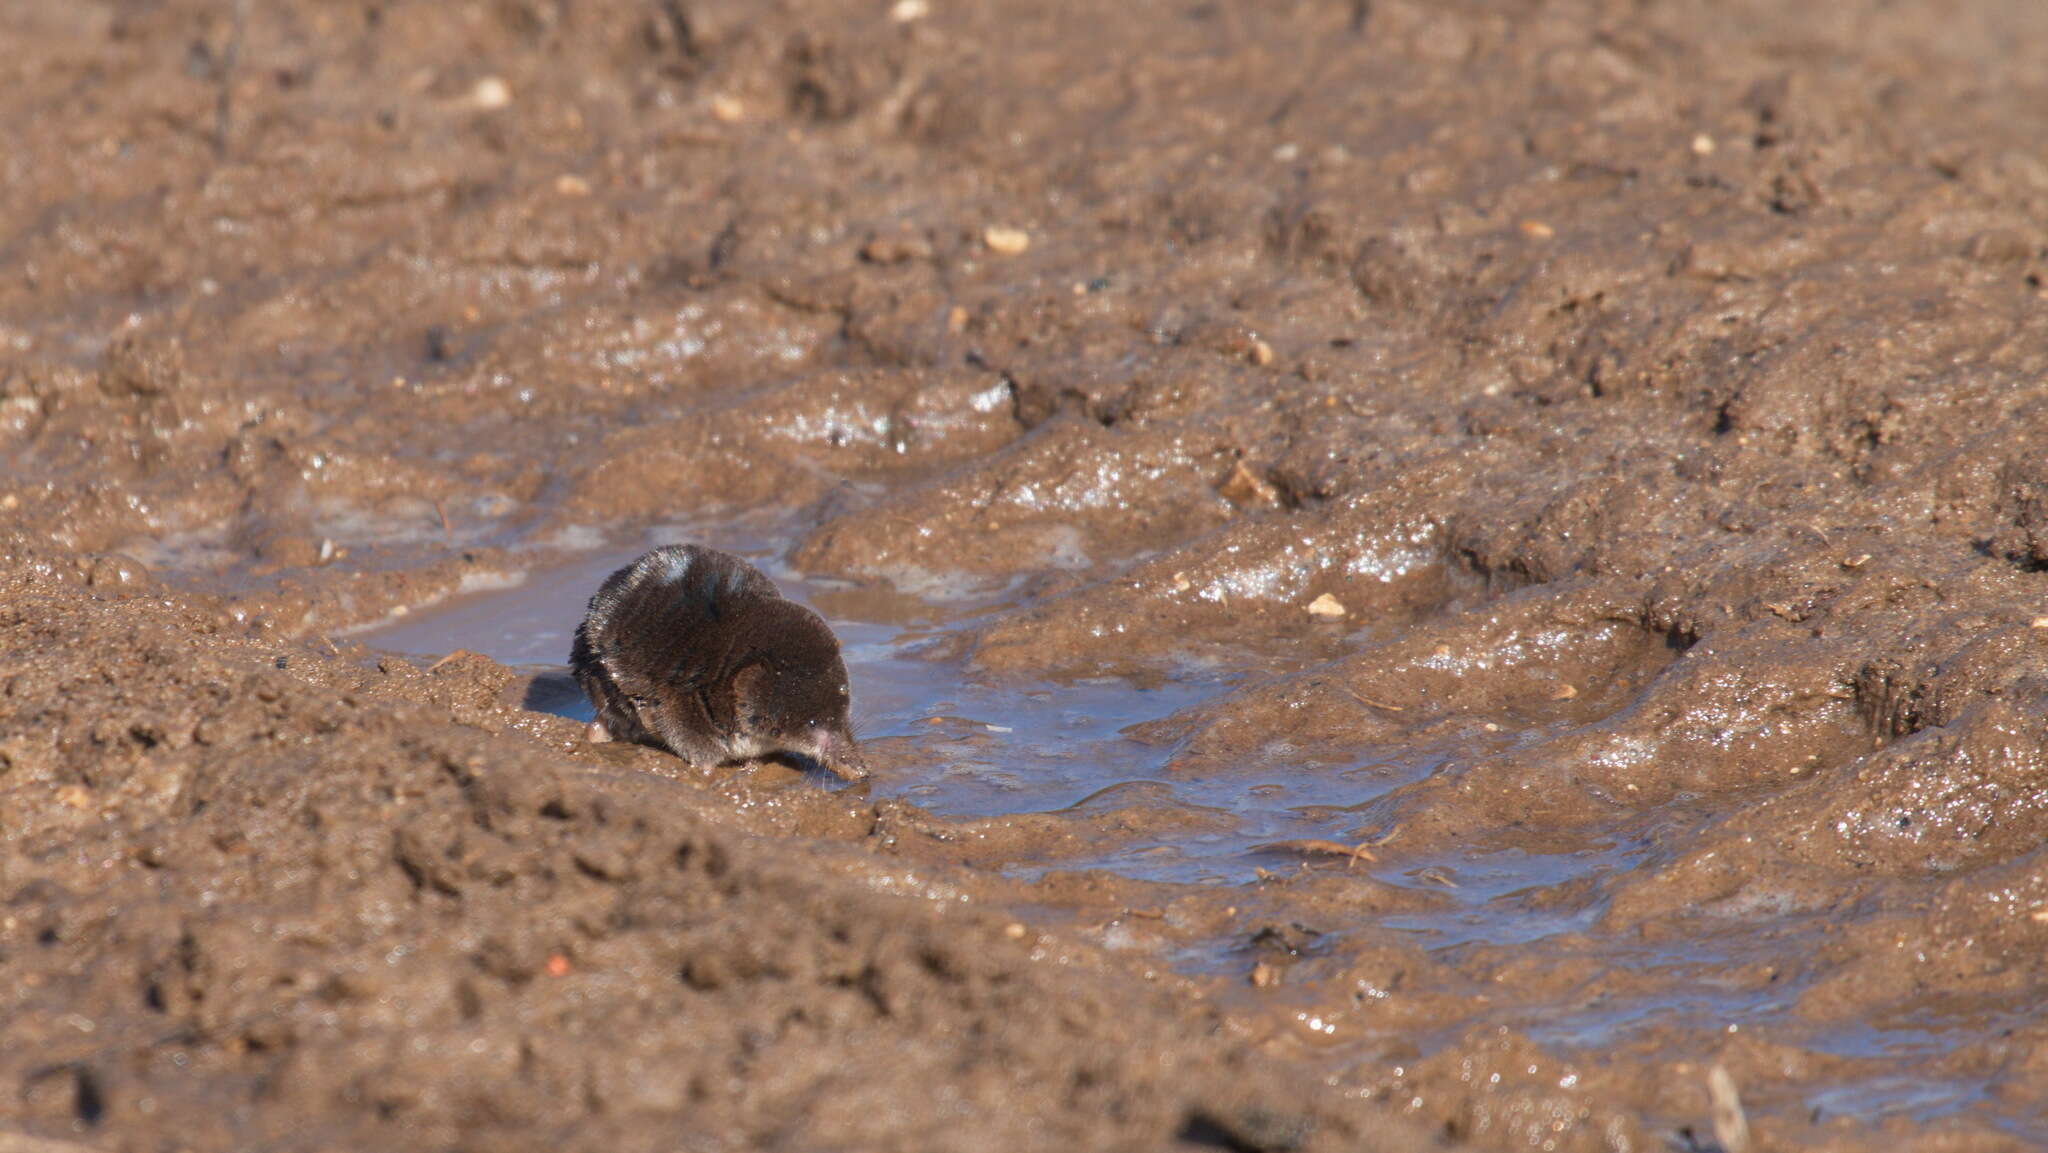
xmin=729 ymin=662 xmax=770 ymax=728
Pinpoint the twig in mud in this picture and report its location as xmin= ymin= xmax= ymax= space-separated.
xmin=433 ymin=499 xmax=453 ymax=539
xmin=426 ymin=649 xmax=475 ymax=673
xmin=1707 ymin=1065 xmax=1751 ymax=1153
xmin=1345 ymin=688 xmax=1407 ymax=712
xmin=1413 ymin=865 xmax=1460 ymax=888
xmin=320 ymin=634 xmax=340 ymax=656
xmin=213 ymin=0 xmax=250 ymax=157
xmin=1251 ymin=839 xmax=1378 ymax=868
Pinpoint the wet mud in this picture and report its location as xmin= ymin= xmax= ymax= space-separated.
xmin=9 ymin=0 xmax=2048 ymax=1149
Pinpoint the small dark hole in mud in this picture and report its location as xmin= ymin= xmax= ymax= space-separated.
xmin=74 ymin=1066 xmax=106 ymax=1126
xmin=36 ymin=927 xmax=58 ymax=946
xmin=537 ymin=799 xmax=572 ymax=820
xmin=1178 ymin=1107 xmax=1310 ymax=1153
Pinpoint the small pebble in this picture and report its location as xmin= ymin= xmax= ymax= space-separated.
xmin=983 ymin=225 xmax=1031 ymax=255
xmin=1248 ymin=338 xmax=1275 ymax=367
xmin=890 ymin=0 xmax=930 ymax=21
xmin=55 ymin=785 xmax=92 ymax=810
xmin=1551 ymin=683 xmax=1579 ymax=701
xmin=1691 ymin=133 xmax=1717 ymax=156
xmin=1250 ymin=962 xmax=1281 ymax=988
xmin=710 ymin=93 xmax=745 ymax=123
xmin=544 ymin=954 xmax=572 ymax=977
xmin=470 ymin=76 xmax=512 ymax=111
xmin=555 ymin=173 xmax=591 ymax=197
xmin=1519 ymin=219 xmax=1555 ymax=240
xmin=1003 ymin=922 xmax=1027 ymax=940
xmin=1306 ymin=593 xmax=1347 ymax=619
xmin=1218 ymin=461 xmax=1279 ymax=507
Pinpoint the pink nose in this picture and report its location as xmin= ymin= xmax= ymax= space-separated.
xmin=810 ymin=727 xmax=868 ymax=781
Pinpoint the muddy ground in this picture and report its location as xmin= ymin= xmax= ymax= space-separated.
xmin=7 ymin=0 xmax=2048 ymax=1149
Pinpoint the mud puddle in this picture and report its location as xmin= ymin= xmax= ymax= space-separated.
xmin=361 ymin=524 xmax=1445 ymax=884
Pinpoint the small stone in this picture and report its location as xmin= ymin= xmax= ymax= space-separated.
xmin=890 ymin=0 xmax=930 ymax=21
xmin=1248 ymin=338 xmax=1275 ymax=367
xmin=544 ymin=954 xmax=572 ymax=977
xmin=1551 ymin=683 xmax=1579 ymax=701
xmin=861 ymin=233 xmax=931 ymax=264
xmin=1218 ymin=461 xmax=1279 ymax=508
xmin=2032 ymin=617 xmax=2048 ymax=629
xmin=55 ymin=785 xmax=92 ymax=810
xmin=983 ymin=225 xmax=1031 ymax=255
xmin=710 ymin=92 xmax=745 ymax=123
xmin=1003 ymin=922 xmax=1027 ymax=940
xmin=1519 ymin=219 xmax=1555 ymax=240
xmin=1250 ymin=962 xmax=1281 ymax=988
xmin=1840 ymin=554 xmax=1871 ymax=569
xmin=470 ymin=76 xmax=512 ymax=110
xmin=554 ymin=173 xmax=591 ymax=197
xmin=1691 ymin=133 xmax=1716 ymax=156
xmin=946 ymin=305 xmax=970 ymax=333
xmin=2030 ymin=907 xmax=2048 ymax=923
xmin=1306 ymin=594 xmax=1347 ymax=620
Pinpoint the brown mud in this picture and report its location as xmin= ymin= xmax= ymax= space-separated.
xmin=7 ymin=1 xmax=2048 ymax=1150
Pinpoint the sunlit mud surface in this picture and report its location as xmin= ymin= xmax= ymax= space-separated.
xmin=11 ymin=1 xmax=2048 ymax=1150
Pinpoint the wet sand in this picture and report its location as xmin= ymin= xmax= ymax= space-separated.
xmin=9 ymin=0 xmax=2048 ymax=1149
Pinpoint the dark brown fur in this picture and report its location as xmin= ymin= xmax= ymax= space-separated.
xmin=570 ymin=544 xmax=865 ymax=778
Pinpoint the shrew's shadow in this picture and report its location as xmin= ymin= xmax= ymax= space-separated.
xmin=521 ymin=667 xmax=596 ymax=723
